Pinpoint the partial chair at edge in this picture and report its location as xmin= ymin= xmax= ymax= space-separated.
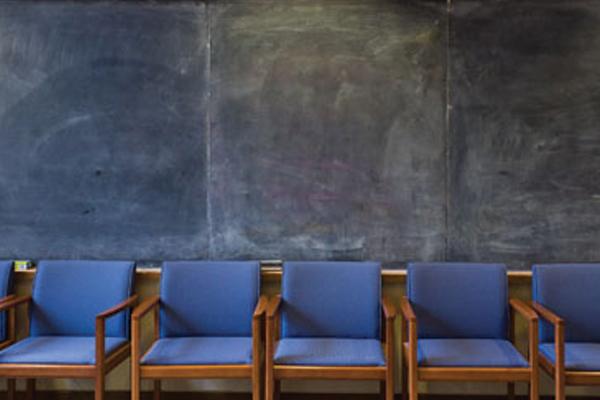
xmin=265 ymin=261 xmax=396 ymax=400
xmin=0 ymin=260 xmax=14 ymax=352
xmin=401 ymin=262 xmax=539 ymax=400
xmin=0 ymin=260 xmax=137 ymax=400
xmin=131 ymin=261 xmax=267 ymax=400
xmin=531 ymin=264 xmax=600 ymax=400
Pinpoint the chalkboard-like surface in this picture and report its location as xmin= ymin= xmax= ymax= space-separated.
xmin=0 ymin=2 xmax=209 ymax=259
xmin=449 ymin=1 xmax=600 ymax=267
xmin=210 ymin=2 xmax=447 ymax=263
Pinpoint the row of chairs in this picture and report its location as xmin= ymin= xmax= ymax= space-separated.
xmin=0 ymin=260 xmax=595 ymax=400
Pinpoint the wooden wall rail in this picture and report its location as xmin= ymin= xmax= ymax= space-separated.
xmin=15 ymin=267 xmax=533 ymax=284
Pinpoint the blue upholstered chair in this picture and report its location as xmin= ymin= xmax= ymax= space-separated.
xmin=131 ymin=261 xmax=267 ymax=400
xmin=266 ymin=261 xmax=396 ymax=400
xmin=532 ymin=264 xmax=600 ymax=400
xmin=0 ymin=261 xmax=14 ymax=348
xmin=401 ymin=263 xmax=538 ymax=400
xmin=0 ymin=260 xmax=137 ymax=400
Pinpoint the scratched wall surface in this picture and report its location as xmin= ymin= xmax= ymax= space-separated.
xmin=449 ymin=0 xmax=600 ymax=267
xmin=0 ymin=2 xmax=209 ymax=259
xmin=210 ymin=2 xmax=447 ymax=263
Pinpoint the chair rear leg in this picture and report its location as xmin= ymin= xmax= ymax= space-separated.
xmin=7 ymin=378 xmax=16 ymax=400
xmin=530 ymin=368 xmax=539 ymax=400
xmin=401 ymin=359 xmax=408 ymax=400
xmin=95 ymin=373 xmax=105 ymax=400
xmin=26 ymin=379 xmax=35 ymax=400
xmin=274 ymin=379 xmax=281 ymax=400
xmin=408 ymin=367 xmax=418 ymax=400
xmin=556 ymin=370 xmax=565 ymax=400
xmin=153 ymin=380 xmax=161 ymax=400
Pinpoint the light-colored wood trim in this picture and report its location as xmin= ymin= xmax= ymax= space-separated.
xmin=14 ymin=267 xmax=534 ymax=284
xmin=140 ymin=365 xmax=252 ymax=379
xmin=418 ymin=367 xmax=531 ymax=382
xmin=0 ymin=364 xmax=96 ymax=378
xmin=273 ymin=365 xmax=386 ymax=380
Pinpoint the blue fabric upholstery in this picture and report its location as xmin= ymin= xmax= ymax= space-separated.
xmin=0 ymin=336 xmax=126 ymax=364
xmin=533 ymin=264 xmax=600 ymax=343
xmin=281 ymin=261 xmax=380 ymax=339
xmin=417 ymin=339 xmax=527 ymax=367
xmin=160 ymin=261 xmax=259 ymax=337
xmin=142 ymin=337 xmax=252 ymax=365
xmin=540 ymin=343 xmax=600 ymax=371
xmin=407 ymin=263 xmax=508 ymax=339
xmin=274 ymin=338 xmax=385 ymax=366
xmin=30 ymin=260 xmax=135 ymax=338
xmin=0 ymin=261 xmax=13 ymax=342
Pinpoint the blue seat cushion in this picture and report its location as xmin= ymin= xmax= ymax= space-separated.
xmin=417 ymin=339 xmax=528 ymax=368
xmin=141 ymin=337 xmax=252 ymax=365
xmin=160 ymin=261 xmax=259 ymax=337
xmin=0 ymin=261 xmax=13 ymax=342
xmin=281 ymin=262 xmax=381 ymax=339
xmin=408 ymin=263 xmax=508 ymax=339
xmin=274 ymin=338 xmax=385 ymax=366
xmin=31 ymin=260 xmax=135 ymax=337
xmin=540 ymin=343 xmax=600 ymax=371
xmin=0 ymin=336 xmax=126 ymax=365
xmin=533 ymin=264 xmax=600 ymax=342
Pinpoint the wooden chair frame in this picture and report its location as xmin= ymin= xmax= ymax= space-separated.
xmin=265 ymin=295 xmax=397 ymax=400
xmin=400 ymin=296 xmax=539 ymax=400
xmin=131 ymin=294 xmax=268 ymax=400
xmin=531 ymin=301 xmax=600 ymax=400
xmin=0 ymin=293 xmax=138 ymax=400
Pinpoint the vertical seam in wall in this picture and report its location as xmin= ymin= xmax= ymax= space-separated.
xmin=205 ymin=0 xmax=214 ymax=259
xmin=444 ymin=0 xmax=453 ymax=261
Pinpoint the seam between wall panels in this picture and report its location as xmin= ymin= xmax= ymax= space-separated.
xmin=444 ymin=0 xmax=453 ymax=261
xmin=205 ymin=0 xmax=214 ymax=259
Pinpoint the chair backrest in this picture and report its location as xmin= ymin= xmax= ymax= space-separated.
xmin=160 ymin=261 xmax=260 ymax=337
xmin=281 ymin=261 xmax=381 ymax=339
xmin=407 ymin=262 xmax=508 ymax=339
xmin=533 ymin=264 xmax=600 ymax=343
xmin=0 ymin=261 xmax=14 ymax=341
xmin=30 ymin=260 xmax=135 ymax=338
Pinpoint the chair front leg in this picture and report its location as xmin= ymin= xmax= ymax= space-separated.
xmin=555 ymin=322 xmax=566 ymax=400
xmin=95 ymin=372 xmax=105 ymax=400
xmin=26 ymin=379 xmax=35 ymax=400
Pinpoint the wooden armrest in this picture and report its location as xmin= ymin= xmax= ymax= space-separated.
xmin=96 ymin=295 xmax=139 ymax=320
xmin=0 ymin=295 xmax=31 ymax=311
xmin=0 ymin=294 xmax=15 ymax=305
xmin=400 ymin=297 xmax=416 ymax=323
xmin=382 ymin=296 xmax=397 ymax=320
xmin=132 ymin=295 xmax=160 ymax=320
xmin=266 ymin=295 xmax=281 ymax=318
xmin=531 ymin=302 xmax=564 ymax=326
xmin=253 ymin=295 xmax=268 ymax=319
xmin=510 ymin=299 xmax=538 ymax=322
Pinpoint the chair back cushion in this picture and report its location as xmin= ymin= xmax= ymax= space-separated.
xmin=533 ymin=264 xmax=600 ymax=342
xmin=407 ymin=262 xmax=508 ymax=339
xmin=30 ymin=260 xmax=135 ymax=337
xmin=160 ymin=261 xmax=260 ymax=337
xmin=0 ymin=261 xmax=14 ymax=341
xmin=281 ymin=261 xmax=381 ymax=339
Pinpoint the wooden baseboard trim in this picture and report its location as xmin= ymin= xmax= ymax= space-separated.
xmin=0 ymin=392 xmax=589 ymax=400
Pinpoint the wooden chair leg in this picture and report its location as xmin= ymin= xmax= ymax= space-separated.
xmin=153 ymin=380 xmax=161 ymax=400
xmin=265 ymin=367 xmax=274 ymax=400
xmin=556 ymin=369 xmax=565 ymax=400
xmin=380 ymin=381 xmax=386 ymax=400
xmin=95 ymin=374 xmax=105 ymax=400
xmin=530 ymin=368 xmax=539 ymax=400
xmin=26 ymin=379 xmax=35 ymax=400
xmin=401 ymin=359 xmax=408 ymax=400
xmin=408 ymin=366 xmax=418 ymax=400
xmin=274 ymin=379 xmax=281 ymax=400
xmin=7 ymin=378 xmax=16 ymax=400
xmin=386 ymin=375 xmax=394 ymax=400
xmin=252 ymin=363 xmax=261 ymax=400
xmin=508 ymin=382 xmax=515 ymax=400
xmin=131 ymin=368 xmax=140 ymax=400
